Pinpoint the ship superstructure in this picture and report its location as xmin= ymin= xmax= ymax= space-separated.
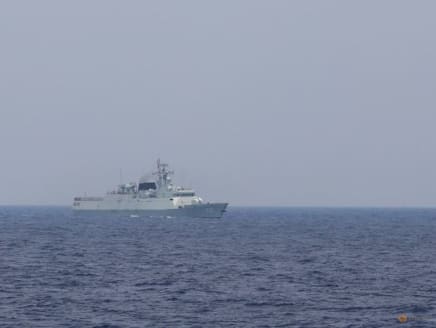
xmin=72 ymin=159 xmax=228 ymax=218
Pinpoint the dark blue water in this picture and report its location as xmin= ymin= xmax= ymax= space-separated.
xmin=1 ymin=207 xmax=436 ymax=327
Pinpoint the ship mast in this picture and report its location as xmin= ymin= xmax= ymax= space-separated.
xmin=153 ymin=159 xmax=173 ymax=187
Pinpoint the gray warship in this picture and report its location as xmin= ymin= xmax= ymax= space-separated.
xmin=72 ymin=159 xmax=228 ymax=218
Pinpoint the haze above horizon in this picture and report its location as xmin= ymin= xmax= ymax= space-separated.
xmin=1 ymin=1 xmax=436 ymax=207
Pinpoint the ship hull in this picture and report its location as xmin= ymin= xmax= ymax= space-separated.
xmin=72 ymin=202 xmax=228 ymax=218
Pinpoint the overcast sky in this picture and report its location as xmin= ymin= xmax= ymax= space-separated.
xmin=1 ymin=1 xmax=436 ymax=206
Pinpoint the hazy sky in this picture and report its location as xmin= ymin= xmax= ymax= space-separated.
xmin=1 ymin=1 xmax=436 ymax=206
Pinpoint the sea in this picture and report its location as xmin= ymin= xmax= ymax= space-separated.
xmin=0 ymin=206 xmax=435 ymax=328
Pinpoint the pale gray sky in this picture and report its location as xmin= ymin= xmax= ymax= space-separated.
xmin=1 ymin=1 xmax=436 ymax=206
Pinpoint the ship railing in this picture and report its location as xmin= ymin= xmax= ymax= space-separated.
xmin=74 ymin=197 xmax=104 ymax=201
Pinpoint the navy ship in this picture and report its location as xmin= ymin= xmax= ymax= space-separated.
xmin=72 ymin=159 xmax=228 ymax=218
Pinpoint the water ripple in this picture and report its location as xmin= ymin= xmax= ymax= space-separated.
xmin=1 ymin=206 xmax=436 ymax=327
